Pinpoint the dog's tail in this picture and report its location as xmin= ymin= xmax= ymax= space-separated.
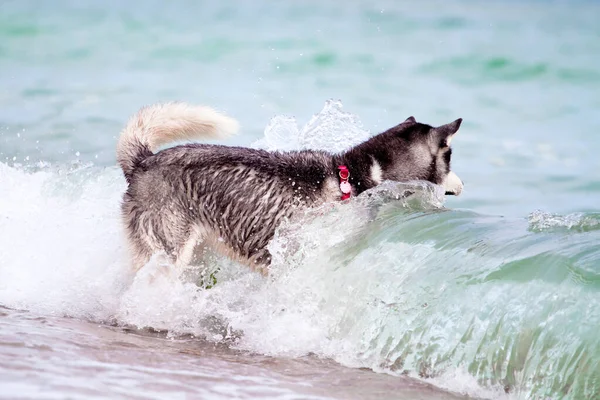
xmin=116 ymin=102 xmax=239 ymax=182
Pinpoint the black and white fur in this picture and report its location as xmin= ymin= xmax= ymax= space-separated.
xmin=117 ymin=103 xmax=463 ymax=274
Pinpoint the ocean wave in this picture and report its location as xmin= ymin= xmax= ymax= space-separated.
xmin=0 ymin=102 xmax=599 ymax=399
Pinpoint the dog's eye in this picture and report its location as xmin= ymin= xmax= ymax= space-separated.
xmin=443 ymin=148 xmax=452 ymax=164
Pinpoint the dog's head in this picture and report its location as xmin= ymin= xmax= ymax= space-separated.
xmin=370 ymin=116 xmax=464 ymax=195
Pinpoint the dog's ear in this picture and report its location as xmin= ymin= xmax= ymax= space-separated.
xmin=387 ymin=116 xmax=417 ymax=135
xmin=434 ymin=118 xmax=462 ymax=147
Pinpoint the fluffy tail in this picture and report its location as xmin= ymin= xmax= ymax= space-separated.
xmin=116 ymin=102 xmax=239 ymax=182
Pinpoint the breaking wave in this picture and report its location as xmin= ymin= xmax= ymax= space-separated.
xmin=0 ymin=101 xmax=598 ymax=399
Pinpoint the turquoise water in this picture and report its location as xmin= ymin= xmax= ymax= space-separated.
xmin=0 ymin=1 xmax=599 ymax=399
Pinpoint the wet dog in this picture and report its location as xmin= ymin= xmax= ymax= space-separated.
xmin=117 ymin=103 xmax=463 ymax=273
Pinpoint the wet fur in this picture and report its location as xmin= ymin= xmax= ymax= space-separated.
xmin=117 ymin=103 xmax=463 ymax=273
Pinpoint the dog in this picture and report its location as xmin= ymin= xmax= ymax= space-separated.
xmin=117 ymin=102 xmax=463 ymax=274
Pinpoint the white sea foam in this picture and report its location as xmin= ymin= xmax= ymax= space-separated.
xmin=0 ymin=162 xmax=130 ymax=319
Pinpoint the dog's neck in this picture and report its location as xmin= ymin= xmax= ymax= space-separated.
xmin=333 ymin=142 xmax=390 ymax=196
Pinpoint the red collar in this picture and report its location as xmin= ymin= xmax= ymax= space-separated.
xmin=338 ymin=165 xmax=351 ymax=200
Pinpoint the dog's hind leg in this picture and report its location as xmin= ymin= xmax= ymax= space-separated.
xmin=174 ymin=225 xmax=206 ymax=270
xmin=128 ymin=240 xmax=154 ymax=273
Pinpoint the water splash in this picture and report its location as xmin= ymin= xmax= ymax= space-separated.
xmin=253 ymin=99 xmax=371 ymax=153
xmin=0 ymin=163 xmax=129 ymax=319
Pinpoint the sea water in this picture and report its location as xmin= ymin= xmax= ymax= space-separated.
xmin=1 ymin=1 xmax=599 ymax=399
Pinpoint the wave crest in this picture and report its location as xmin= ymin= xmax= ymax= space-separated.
xmin=528 ymin=210 xmax=600 ymax=232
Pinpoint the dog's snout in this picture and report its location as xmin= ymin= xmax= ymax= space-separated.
xmin=443 ymin=171 xmax=463 ymax=196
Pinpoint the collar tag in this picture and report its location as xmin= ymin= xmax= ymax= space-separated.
xmin=338 ymin=165 xmax=351 ymax=200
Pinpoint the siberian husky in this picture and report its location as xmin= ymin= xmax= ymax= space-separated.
xmin=117 ymin=103 xmax=463 ymax=274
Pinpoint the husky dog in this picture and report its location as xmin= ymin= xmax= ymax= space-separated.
xmin=117 ymin=103 xmax=463 ymax=273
